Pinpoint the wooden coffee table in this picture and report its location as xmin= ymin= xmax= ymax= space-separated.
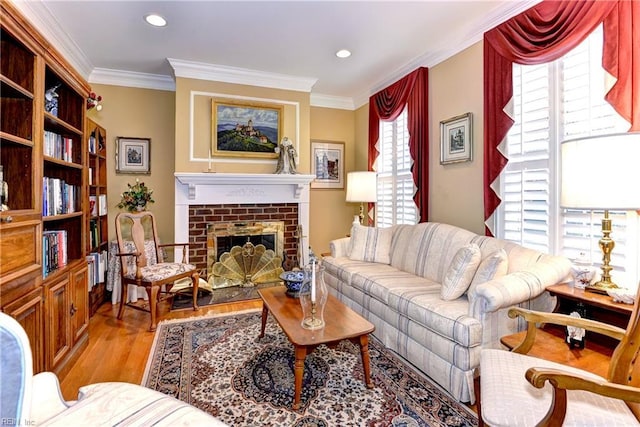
xmin=258 ymin=286 xmax=375 ymax=410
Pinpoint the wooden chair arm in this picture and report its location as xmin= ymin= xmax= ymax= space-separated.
xmin=525 ymin=367 xmax=640 ymax=426
xmin=115 ymin=251 xmax=142 ymax=258
xmin=158 ymin=243 xmax=189 ymax=248
xmin=507 ymin=307 xmax=625 ymax=354
xmin=115 ymin=251 xmax=143 ymax=280
xmin=158 ymin=243 xmax=189 ymax=263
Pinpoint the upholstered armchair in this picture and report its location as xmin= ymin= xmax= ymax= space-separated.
xmin=115 ymin=211 xmax=200 ymax=331
xmin=0 ymin=312 xmax=227 ymax=426
xmin=476 ymin=300 xmax=640 ymax=426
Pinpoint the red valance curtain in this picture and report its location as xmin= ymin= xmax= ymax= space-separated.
xmin=368 ymin=67 xmax=429 ymax=222
xmin=483 ymin=0 xmax=639 ymax=236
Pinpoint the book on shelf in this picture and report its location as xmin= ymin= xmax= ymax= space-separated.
xmin=43 ymin=177 xmax=78 ymax=216
xmin=89 ymin=195 xmax=97 ymax=217
xmin=44 ymin=131 xmax=74 ymax=162
xmin=89 ymin=219 xmax=99 ymax=248
xmin=89 ymin=167 xmax=93 ymax=185
xmin=42 ymin=230 xmax=67 ymax=278
xmin=98 ymin=194 xmax=107 ymax=216
xmin=86 ymin=250 xmax=108 ymax=289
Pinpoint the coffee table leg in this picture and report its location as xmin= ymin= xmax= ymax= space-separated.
xmin=259 ymin=305 xmax=268 ymax=338
xmin=358 ymin=335 xmax=374 ymax=389
xmin=293 ymin=345 xmax=307 ymax=410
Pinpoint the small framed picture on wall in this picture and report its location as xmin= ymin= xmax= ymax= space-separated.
xmin=116 ymin=137 xmax=151 ymax=174
xmin=311 ymin=140 xmax=344 ymax=189
xmin=440 ymin=113 xmax=472 ymax=165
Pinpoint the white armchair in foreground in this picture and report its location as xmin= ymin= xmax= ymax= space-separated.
xmin=0 ymin=312 xmax=227 ymax=426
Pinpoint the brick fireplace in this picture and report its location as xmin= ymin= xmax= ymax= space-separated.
xmin=189 ymin=204 xmax=296 ymax=272
xmin=174 ymin=173 xmax=315 ymax=272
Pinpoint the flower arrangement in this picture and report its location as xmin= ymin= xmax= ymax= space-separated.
xmin=117 ymin=179 xmax=154 ymax=212
xmin=86 ymin=92 xmax=103 ymax=110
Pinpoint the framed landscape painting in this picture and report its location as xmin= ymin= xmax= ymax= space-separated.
xmin=311 ymin=140 xmax=344 ymax=189
xmin=212 ymin=99 xmax=282 ymax=158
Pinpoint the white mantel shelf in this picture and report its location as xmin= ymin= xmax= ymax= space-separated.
xmin=175 ymin=172 xmax=315 ymax=200
xmin=174 ymin=172 xmax=315 ymax=265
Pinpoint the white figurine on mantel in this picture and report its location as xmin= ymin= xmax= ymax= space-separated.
xmin=274 ymin=137 xmax=297 ymax=174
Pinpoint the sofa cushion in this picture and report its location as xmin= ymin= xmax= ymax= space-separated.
xmin=349 ymin=270 xmax=483 ymax=348
xmin=390 ymin=223 xmax=478 ymax=282
xmin=467 ymin=249 xmax=509 ymax=299
xmin=441 ymin=244 xmax=481 ymax=301
xmin=349 ymin=224 xmax=393 ymax=264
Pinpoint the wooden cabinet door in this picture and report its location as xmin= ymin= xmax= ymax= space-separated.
xmin=3 ymin=287 xmax=45 ymax=373
xmin=70 ymin=263 xmax=89 ymax=343
xmin=46 ymin=275 xmax=71 ymax=370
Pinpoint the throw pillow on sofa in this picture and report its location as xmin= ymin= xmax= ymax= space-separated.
xmin=349 ymin=223 xmax=393 ymax=264
xmin=466 ymin=249 xmax=509 ymax=299
xmin=441 ymin=243 xmax=481 ymax=301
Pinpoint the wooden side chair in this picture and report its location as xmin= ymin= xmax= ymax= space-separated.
xmin=476 ymin=287 xmax=640 ymax=426
xmin=115 ymin=211 xmax=199 ymax=331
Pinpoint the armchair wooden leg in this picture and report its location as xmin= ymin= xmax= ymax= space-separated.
xmin=149 ymin=286 xmax=159 ymax=332
xmin=191 ymin=272 xmax=200 ymax=311
xmin=473 ymin=367 xmax=486 ymax=427
xmin=117 ymin=283 xmax=128 ymax=320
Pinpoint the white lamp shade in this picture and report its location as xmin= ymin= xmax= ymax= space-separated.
xmin=560 ymin=133 xmax=640 ymax=209
xmin=346 ymin=171 xmax=377 ymax=203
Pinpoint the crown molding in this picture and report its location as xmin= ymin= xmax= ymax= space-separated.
xmin=353 ymin=0 xmax=541 ymax=109
xmin=11 ymin=0 xmax=94 ymax=79
xmin=168 ymin=58 xmax=318 ymax=93
xmin=310 ymin=93 xmax=355 ymax=110
xmin=89 ymin=68 xmax=175 ymax=91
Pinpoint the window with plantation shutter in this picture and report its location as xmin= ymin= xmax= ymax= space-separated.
xmin=375 ymin=107 xmax=417 ymax=227
xmin=497 ymin=25 xmax=638 ymax=287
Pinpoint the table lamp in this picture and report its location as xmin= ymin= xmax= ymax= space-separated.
xmin=346 ymin=171 xmax=377 ymax=225
xmin=560 ymin=132 xmax=640 ymax=293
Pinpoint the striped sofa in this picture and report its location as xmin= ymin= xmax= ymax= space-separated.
xmin=323 ymin=222 xmax=571 ymax=403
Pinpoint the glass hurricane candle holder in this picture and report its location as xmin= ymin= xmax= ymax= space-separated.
xmin=299 ymin=262 xmax=327 ymax=330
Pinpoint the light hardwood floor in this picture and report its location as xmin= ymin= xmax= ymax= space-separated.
xmin=59 ymin=298 xmax=261 ymax=401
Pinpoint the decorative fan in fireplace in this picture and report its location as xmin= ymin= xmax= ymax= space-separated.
xmin=211 ymin=241 xmax=283 ymax=288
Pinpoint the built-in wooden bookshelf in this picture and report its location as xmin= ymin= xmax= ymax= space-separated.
xmin=0 ymin=1 xmax=90 ymax=376
xmin=86 ymin=119 xmax=108 ymax=316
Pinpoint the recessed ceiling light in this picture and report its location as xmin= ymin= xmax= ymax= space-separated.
xmin=144 ymin=13 xmax=167 ymax=27
xmin=335 ymin=49 xmax=352 ymax=59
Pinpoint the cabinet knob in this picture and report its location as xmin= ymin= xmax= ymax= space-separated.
xmin=1 ymin=216 xmax=13 ymax=223
xmin=70 ymin=303 xmax=77 ymax=316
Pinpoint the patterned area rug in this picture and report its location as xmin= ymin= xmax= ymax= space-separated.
xmin=143 ymin=310 xmax=477 ymax=427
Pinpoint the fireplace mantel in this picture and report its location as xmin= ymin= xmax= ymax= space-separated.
xmin=175 ymin=172 xmax=315 ymax=200
xmin=174 ymin=172 xmax=315 ymax=265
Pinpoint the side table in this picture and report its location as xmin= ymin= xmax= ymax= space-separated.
xmin=546 ymin=283 xmax=632 ymax=329
xmin=500 ymin=283 xmax=632 ymax=377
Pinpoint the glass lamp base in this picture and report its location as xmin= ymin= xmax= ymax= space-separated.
xmin=301 ymin=316 xmax=325 ymax=330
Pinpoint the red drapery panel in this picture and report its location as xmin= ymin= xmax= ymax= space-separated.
xmin=483 ymin=0 xmax=639 ymax=236
xmin=368 ymin=67 xmax=429 ymax=222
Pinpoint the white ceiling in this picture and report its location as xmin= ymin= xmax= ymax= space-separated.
xmin=13 ymin=0 xmax=539 ymax=109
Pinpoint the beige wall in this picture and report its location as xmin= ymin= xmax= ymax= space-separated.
xmin=428 ymin=41 xmax=485 ymax=234
xmin=87 ymin=84 xmax=176 ymax=244
xmin=91 ymin=41 xmax=485 ymax=252
xmin=353 ymin=41 xmax=485 ymax=235
xmin=309 ymin=107 xmax=356 ymax=254
xmin=173 ymin=78 xmax=311 ymax=174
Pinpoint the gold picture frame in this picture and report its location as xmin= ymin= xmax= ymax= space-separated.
xmin=211 ymin=99 xmax=283 ymax=158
